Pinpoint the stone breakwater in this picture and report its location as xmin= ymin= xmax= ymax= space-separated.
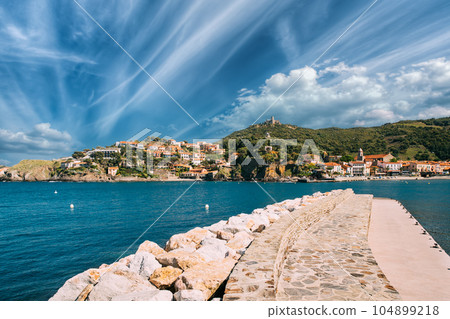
xmin=223 ymin=192 xmax=401 ymax=301
xmin=50 ymin=190 xmax=343 ymax=301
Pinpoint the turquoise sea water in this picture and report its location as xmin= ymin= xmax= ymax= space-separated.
xmin=0 ymin=180 xmax=448 ymax=301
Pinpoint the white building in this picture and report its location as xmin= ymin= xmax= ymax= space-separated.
xmin=324 ymin=162 xmax=343 ymax=174
xmin=378 ymin=161 xmax=403 ymax=171
xmin=86 ymin=148 xmax=120 ymax=159
xmin=350 ymin=161 xmax=368 ymax=176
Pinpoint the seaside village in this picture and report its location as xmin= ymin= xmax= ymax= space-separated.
xmin=55 ymin=135 xmax=450 ymax=180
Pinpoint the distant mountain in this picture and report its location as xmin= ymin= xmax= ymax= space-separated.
xmin=223 ymin=117 xmax=450 ymax=160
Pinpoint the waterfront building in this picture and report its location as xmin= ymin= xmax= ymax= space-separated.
xmin=180 ymin=168 xmax=208 ymax=179
xmin=410 ymin=161 xmax=434 ymax=172
xmin=108 ymin=167 xmax=118 ymax=176
xmin=378 ymin=161 xmax=403 ymax=175
xmin=323 ymin=162 xmax=343 ymax=174
xmin=349 ymin=161 xmax=368 ymax=176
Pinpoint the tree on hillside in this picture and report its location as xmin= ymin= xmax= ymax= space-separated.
xmin=340 ymin=155 xmax=354 ymax=162
xmin=415 ymin=151 xmax=430 ymax=161
xmin=91 ymin=152 xmax=104 ymax=163
xmin=108 ymin=152 xmax=122 ymax=166
xmin=72 ymin=151 xmax=85 ymax=159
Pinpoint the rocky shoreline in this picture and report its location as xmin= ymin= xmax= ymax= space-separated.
xmin=50 ymin=190 xmax=341 ymax=301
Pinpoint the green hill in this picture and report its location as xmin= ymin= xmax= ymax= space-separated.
xmin=223 ymin=117 xmax=450 ymax=161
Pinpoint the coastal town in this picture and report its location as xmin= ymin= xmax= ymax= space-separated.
xmin=1 ymin=117 xmax=448 ymax=182
xmin=52 ymin=138 xmax=450 ymax=181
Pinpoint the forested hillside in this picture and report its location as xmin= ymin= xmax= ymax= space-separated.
xmin=223 ymin=117 xmax=450 ymax=160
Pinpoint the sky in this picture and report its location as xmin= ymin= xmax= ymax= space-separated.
xmin=1 ymin=0 xmax=450 ymax=165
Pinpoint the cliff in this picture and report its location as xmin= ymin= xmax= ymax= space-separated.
xmin=1 ymin=160 xmax=58 ymax=181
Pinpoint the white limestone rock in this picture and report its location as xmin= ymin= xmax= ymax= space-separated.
xmin=165 ymin=227 xmax=215 ymax=251
xmin=226 ymin=231 xmax=254 ymax=251
xmin=267 ymin=212 xmax=280 ymax=223
xmin=174 ymin=289 xmax=205 ymax=301
xmin=205 ymin=220 xmax=227 ymax=235
xmin=248 ymin=214 xmax=270 ymax=232
xmin=156 ymin=250 xmax=206 ymax=270
xmin=169 ymin=246 xmax=197 ymax=253
xmin=174 ymin=258 xmax=237 ymax=300
xmin=312 ymin=191 xmax=323 ymax=197
xmin=196 ymin=238 xmax=231 ymax=262
xmin=136 ymin=240 xmax=165 ymax=256
xmin=217 ymin=230 xmax=234 ymax=241
xmin=223 ymin=214 xmax=254 ymax=234
xmin=49 ymin=268 xmax=100 ymax=301
xmin=87 ymin=269 xmax=155 ymax=301
xmin=128 ymin=252 xmax=161 ymax=278
xmin=279 ymin=198 xmax=302 ymax=211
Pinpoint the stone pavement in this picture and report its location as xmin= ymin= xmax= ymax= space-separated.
xmin=277 ymin=195 xmax=400 ymax=301
xmin=224 ymin=192 xmax=401 ymax=301
xmin=223 ymin=190 xmax=355 ymax=300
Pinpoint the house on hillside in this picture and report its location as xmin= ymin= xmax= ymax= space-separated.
xmin=108 ymin=167 xmax=119 ymax=176
xmin=61 ymin=161 xmax=89 ymax=169
xmin=86 ymin=148 xmax=120 ymax=159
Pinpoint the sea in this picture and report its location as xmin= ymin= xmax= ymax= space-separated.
xmin=0 ymin=179 xmax=448 ymax=301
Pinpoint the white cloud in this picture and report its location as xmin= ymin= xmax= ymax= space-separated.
xmin=0 ymin=123 xmax=72 ymax=154
xmin=210 ymin=57 xmax=450 ymax=130
xmin=320 ymin=61 xmax=367 ymax=75
xmin=5 ymin=24 xmax=28 ymax=41
xmin=418 ymin=106 xmax=450 ymax=119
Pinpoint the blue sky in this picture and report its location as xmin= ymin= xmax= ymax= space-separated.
xmin=1 ymin=0 xmax=450 ymax=165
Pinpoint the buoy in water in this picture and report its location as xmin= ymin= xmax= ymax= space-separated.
xmin=70 ymin=204 xmax=74 ymax=209
xmin=54 ymin=190 xmax=58 ymax=194
xmin=205 ymin=204 xmax=209 ymax=210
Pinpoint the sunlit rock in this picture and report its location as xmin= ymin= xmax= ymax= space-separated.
xmin=149 ymin=266 xmax=183 ymax=289
xmin=174 ymin=258 xmax=237 ymax=300
xmin=165 ymin=227 xmax=215 ymax=251
xmin=128 ymin=252 xmax=161 ymax=278
xmin=156 ymin=250 xmax=206 ymax=270
xmin=136 ymin=240 xmax=165 ymax=256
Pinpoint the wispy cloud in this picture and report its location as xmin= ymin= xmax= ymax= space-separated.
xmin=1 ymin=0 xmax=450 ymax=164
xmin=0 ymin=123 xmax=72 ymax=154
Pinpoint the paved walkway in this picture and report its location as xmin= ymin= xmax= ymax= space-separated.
xmin=369 ymin=198 xmax=450 ymax=301
xmin=277 ymin=195 xmax=400 ymax=301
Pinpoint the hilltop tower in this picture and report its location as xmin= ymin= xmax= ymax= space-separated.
xmin=264 ymin=116 xmax=281 ymax=125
